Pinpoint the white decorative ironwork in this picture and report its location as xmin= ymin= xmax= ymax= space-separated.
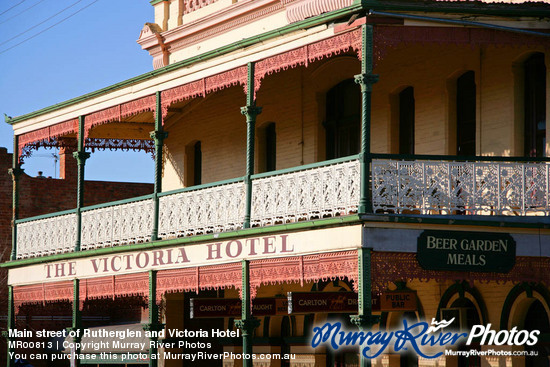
xmin=251 ymin=159 xmax=360 ymax=226
xmin=17 ymin=213 xmax=77 ymax=259
xmin=81 ymin=198 xmax=154 ymax=250
xmin=158 ymin=181 xmax=245 ymax=238
xmin=372 ymin=159 xmax=550 ymax=216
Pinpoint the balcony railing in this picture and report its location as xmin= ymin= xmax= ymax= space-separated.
xmin=372 ymin=158 xmax=549 ymax=216
xmin=81 ymin=195 xmax=155 ymax=251
xmin=158 ymin=179 xmax=246 ymax=238
xmin=13 ymin=155 xmax=550 ymax=259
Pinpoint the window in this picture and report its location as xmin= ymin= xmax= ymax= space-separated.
xmin=456 ymin=71 xmax=476 ymax=156
xmin=524 ymin=53 xmax=546 ymax=157
xmin=325 ymin=79 xmax=361 ymax=160
xmin=185 ymin=141 xmax=202 ymax=186
xmin=193 ymin=141 xmax=202 ymax=185
xmin=399 ymin=87 xmax=415 ymax=155
xmin=258 ymin=122 xmax=276 ymax=173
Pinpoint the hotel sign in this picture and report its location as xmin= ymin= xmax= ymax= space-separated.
xmin=417 ymin=230 xmax=516 ymax=273
xmin=9 ymin=225 xmax=362 ymax=286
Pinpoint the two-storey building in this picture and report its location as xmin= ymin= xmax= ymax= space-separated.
xmin=3 ymin=0 xmax=550 ymax=366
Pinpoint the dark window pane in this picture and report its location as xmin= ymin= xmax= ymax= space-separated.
xmin=457 ymin=71 xmax=476 ymax=156
xmin=399 ymin=87 xmax=415 ymax=155
xmin=524 ymin=53 xmax=546 ymax=157
xmin=325 ymin=79 xmax=361 ymax=159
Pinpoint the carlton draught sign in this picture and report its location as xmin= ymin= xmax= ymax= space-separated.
xmin=417 ymin=230 xmax=516 ymax=273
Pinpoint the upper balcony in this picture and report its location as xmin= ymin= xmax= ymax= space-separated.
xmin=6 ymin=10 xmax=550 ymax=261
xmin=14 ymin=154 xmax=550 ymax=259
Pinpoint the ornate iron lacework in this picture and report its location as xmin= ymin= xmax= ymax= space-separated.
xmin=13 ymin=281 xmax=73 ymax=307
xmin=83 ymin=95 xmax=156 ymax=139
xmin=372 ymin=159 xmax=549 ymax=216
xmin=251 ymin=158 xmax=359 ymax=226
xmin=18 ymin=119 xmax=78 ymax=162
xmin=84 ymin=138 xmax=155 ymax=154
xmin=371 ymin=253 xmax=550 ymax=291
xmin=373 ymin=26 xmax=550 ymax=67
xmin=161 ymin=79 xmax=205 ymax=119
xmin=253 ymin=29 xmax=361 ymax=98
xmin=17 ymin=212 xmax=77 ymax=259
xmin=249 ymin=251 xmax=358 ymax=298
xmin=81 ymin=274 xmax=149 ymax=300
xmin=158 ymin=181 xmax=245 ymax=238
xmin=160 ymin=67 xmax=247 ymax=119
xmin=17 ymin=96 xmax=155 ymax=161
xmin=81 ymin=198 xmax=155 ymax=251
xmin=156 ymin=264 xmax=242 ymax=302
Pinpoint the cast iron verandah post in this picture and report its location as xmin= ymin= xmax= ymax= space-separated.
xmin=241 ymin=62 xmax=262 ymax=229
xmin=235 ymin=260 xmax=259 ymax=367
xmin=73 ymin=116 xmax=90 ymax=251
xmin=151 ymin=91 xmax=168 ymax=242
xmin=351 ymin=23 xmax=380 ymax=367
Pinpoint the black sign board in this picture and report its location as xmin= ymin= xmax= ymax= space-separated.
xmin=190 ymin=298 xmax=287 ymax=318
xmin=288 ymin=292 xmax=380 ymax=314
xmin=417 ymin=230 xmax=516 ymax=273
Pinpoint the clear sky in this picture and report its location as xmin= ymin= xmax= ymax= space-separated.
xmin=0 ymin=0 xmax=154 ymax=182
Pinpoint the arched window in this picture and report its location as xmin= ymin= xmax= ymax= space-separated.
xmin=325 ymin=79 xmax=361 ymax=159
xmin=456 ymin=71 xmax=476 ymax=156
xmin=524 ymin=300 xmax=550 ymax=366
xmin=524 ymin=53 xmax=546 ymax=157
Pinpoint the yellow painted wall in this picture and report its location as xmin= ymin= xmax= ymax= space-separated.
xmin=162 ymin=44 xmax=549 ymax=191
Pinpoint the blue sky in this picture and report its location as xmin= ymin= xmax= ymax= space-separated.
xmin=0 ymin=0 xmax=154 ymax=182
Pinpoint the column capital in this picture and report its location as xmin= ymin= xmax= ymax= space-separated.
xmin=143 ymin=323 xmax=165 ymax=333
xmin=149 ymin=131 xmax=169 ymax=141
xmin=72 ymin=151 xmax=91 ymax=164
xmin=240 ymin=106 xmax=262 ymax=119
xmin=354 ymin=73 xmax=379 ymax=92
xmin=234 ymin=318 xmax=260 ymax=334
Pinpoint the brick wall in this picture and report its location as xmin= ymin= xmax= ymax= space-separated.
xmin=0 ymin=146 xmax=153 ymax=363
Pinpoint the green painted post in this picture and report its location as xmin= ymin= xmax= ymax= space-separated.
xmin=235 ymin=260 xmax=259 ymax=367
xmin=241 ymin=62 xmax=262 ymax=229
xmin=73 ymin=116 xmax=90 ymax=251
xmin=8 ymin=135 xmax=23 ymax=261
xmin=67 ymin=279 xmax=82 ymax=367
xmin=355 ymin=24 xmax=378 ymax=214
xmin=5 ymin=286 xmax=14 ymax=367
xmin=350 ymin=247 xmax=380 ymax=367
xmin=144 ymin=270 xmax=163 ymax=367
xmin=151 ymin=91 xmax=168 ymax=241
